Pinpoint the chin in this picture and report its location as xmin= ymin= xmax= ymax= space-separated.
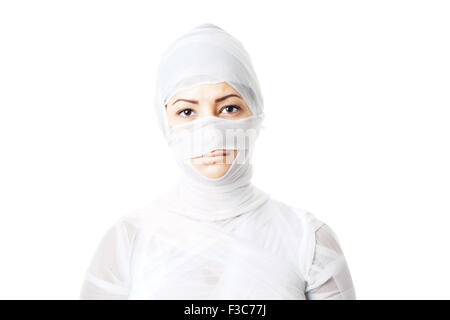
xmin=197 ymin=163 xmax=231 ymax=179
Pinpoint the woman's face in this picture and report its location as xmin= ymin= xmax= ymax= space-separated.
xmin=165 ymin=81 xmax=252 ymax=179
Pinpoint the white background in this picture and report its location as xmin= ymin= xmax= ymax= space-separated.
xmin=0 ymin=0 xmax=449 ymax=299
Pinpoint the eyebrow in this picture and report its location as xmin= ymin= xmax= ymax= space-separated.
xmin=171 ymin=94 xmax=242 ymax=106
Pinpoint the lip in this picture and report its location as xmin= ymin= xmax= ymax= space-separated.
xmin=202 ymin=149 xmax=230 ymax=158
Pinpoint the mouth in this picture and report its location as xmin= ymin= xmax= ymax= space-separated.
xmin=202 ymin=149 xmax=230 ymax=158
xmin=191 ymin=149 xmax=233 ymax=165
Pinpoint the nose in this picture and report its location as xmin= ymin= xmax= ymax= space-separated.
xmin=198 ymin=103 xmax=218 ymax=118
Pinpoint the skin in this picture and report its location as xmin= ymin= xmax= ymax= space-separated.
xmin=165 ymin=81 xmax=252 ymax=179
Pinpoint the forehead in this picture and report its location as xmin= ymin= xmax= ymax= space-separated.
xmin=167 ymin=82 xmax=240 ymax=104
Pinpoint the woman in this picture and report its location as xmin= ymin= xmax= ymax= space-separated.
xmin=80 ymin=23 xmax=356 ymax=300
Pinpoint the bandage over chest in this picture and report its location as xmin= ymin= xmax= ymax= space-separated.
xmin=167 ymin=114 xmax=264 ymax=160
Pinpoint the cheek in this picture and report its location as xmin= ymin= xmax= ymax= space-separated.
xmin=230 ymin=150 xmax=238 ymax=161
xmin=237 ymin=106 xmax=252 ymax=118
xmin=166 ymin=111 xmax=181 ymax=128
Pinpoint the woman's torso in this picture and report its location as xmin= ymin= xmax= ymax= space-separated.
xmin=124 ymin=197 xmax=324 ymax=300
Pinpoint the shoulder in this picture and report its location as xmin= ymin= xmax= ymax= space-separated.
xmin=113 ymin=195 xmax=173 ymax=238
xmin=313 ymin=223 xmax=343 ymax=252
xmin=265 ymin=198 xmax=326 ymax=235
xmin=265 ymin=197 xmax=344 ymax=250
xmin=99 ymin=198 xmax=161 ymax=245
xmin=264 ymin=198 xmax=337 ymax=278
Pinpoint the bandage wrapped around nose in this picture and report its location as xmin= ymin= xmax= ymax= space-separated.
xmin=166 ymin=114 xmax=264 ymax=161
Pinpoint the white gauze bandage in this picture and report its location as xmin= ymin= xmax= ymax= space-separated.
xmin=154 ymin=23 xmax=266 ymax=193
xmin=166 ymin=114 xmax=264 ymax=162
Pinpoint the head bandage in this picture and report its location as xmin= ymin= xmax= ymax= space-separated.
xmin=154 ymin=23 xmax=265 ymax=141
xmin=154 ymin=23 xmax=269 ymax=220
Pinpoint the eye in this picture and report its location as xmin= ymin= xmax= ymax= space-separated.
xmin=177 ymin=108 xmax=195 ymax=118
xmin=220 ymin=105 xmax=241 ymax=114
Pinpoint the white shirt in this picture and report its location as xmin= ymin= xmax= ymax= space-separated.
xmin=79 ymin=192 xmax=356 ymax=300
